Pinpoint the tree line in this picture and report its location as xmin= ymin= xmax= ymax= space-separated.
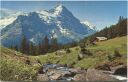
xmin=10 ymin=36 xmax=78 ymax=55
xmin=81 ymin=16 xmax=127 ymax=44
xmin=9 ymin=16 xmax=127 ymax=55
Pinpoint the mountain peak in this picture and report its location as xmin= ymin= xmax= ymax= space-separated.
xmin=1 ymin=4 xmax=95 ymax=46
xmin=53 ymin=4 xmax=68 ymax=15
xmin=55 ymin=4 xmax=64 ymax=10
xmin=81 ymin=20 xmax=96 ymax=30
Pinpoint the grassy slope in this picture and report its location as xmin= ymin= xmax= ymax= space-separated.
xmin=0 ymin=36 xmax=127 ymax=80
xmin=75 ymin=36 xmax=127 ymax=68
xmin=30 ymin=47 xmax=80 ymax=65
xmin=88 ymin=36 xmax=127 ymax=55
xmin=32 ymin=36 xmax=127 ymax=69
xmin=0 ymin=47 xmax=40 ymax=80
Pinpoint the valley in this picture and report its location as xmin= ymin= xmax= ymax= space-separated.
xmin=0 ymin=1 xmax=127 ymax=81
xmin=0 ymin=36 xmax=127 ymax=81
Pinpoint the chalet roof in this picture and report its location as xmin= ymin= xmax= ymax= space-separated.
xmin=96 ymin=37 xmax=107 ymax=40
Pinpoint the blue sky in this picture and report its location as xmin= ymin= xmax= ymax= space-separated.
xmin=0 ymin=1 xmax=127 ymax=30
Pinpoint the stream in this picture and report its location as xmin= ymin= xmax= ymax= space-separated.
xmin=110 ymin=75 xmax=127 ymax=81
xmin=37 ymin=63 xmax=127 ymax=81
xmin=42 ymin=64 xmax=76 ymax=81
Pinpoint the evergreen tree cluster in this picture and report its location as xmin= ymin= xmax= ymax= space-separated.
xmin=10 ymin=36 xmax=78 ymax=55
xmin=10 ymin=36 xmax=59 ymax=55
xmin=82 ymin=16 xmax=127 ymax=43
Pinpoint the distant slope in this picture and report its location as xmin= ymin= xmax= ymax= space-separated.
xmin=30 ymin=36 xmax=127 ymax=69
xmin=88 ymin=36 xmax=127 ymax=55
xmin=83 ymin=17 xmax=127 ymax=42
xmin=76 ymin=36 xmax=127 ymax=68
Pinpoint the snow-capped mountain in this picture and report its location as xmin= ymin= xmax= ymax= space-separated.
xmin=0 ymin=9 xmax=25 ymax=30
xmin=81 ymin=20 xmax=96 ymax=34
xmin=81 ymin=21 xmax=95 ymax=30
xmin=1 ymin=4 xmax=96 ymax=47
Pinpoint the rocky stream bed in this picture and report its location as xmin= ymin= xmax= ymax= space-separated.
xmin=37 ymin=63 xmax=127 ymax=81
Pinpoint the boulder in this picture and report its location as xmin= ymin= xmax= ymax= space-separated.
xmin=49 ymin=73 xmax=62 ymax=80
xmin=69 ymin=68 xmax=86 ymax=74
xmin=38 ymin=66 xmax=44 ymax=74
xmin=47 ymin=69 xmax=59 ymax=76
xmin=78 ymin=53 xmax=84 ymax=60
xmin=55 ymin=50 xmax=66 ymax=55
xmin=95 ymin=63 xmax=111 ymax=71
xmin=86 ymin=69 xmax=117 ymax=81
xmin=47 ymin=68 xmax=72 ymax=80
xmin=37 ymin=74 xmax=49 ymax=81
xmin=73 ymin=73 xmax=86 ymax=81
xmin=113 ymin=65 xmax=127 ymax=76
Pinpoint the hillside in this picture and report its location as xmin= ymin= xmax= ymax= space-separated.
xmin=88 ymin=36 xmax=127 ymax=54
xmin=0 ymin=36 xmax=127 ymax=81
xmin=80 ymin=36 xmax=127 ymax=68
xmin=32 ymin=36 xmax=127 ymax=68
xmin=0 ymin=46 xmax=40 ymax=80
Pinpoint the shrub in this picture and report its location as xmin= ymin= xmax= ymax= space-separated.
xmin=75 ymin=47 xmax=79 ymax=51
xmin=0 ymin=58 xmax=37 ymax=81
xmin=80 ymin=47 xmax=92 ymax=56
xmin=107 ymin=55 xmax=114 ymax=61
xmin=114 ymin=49 xmax=122 ymax=58
xmin=108 ymin=49 xmax=122 ymax=61
xmin=78 ymin=47 xmax=92 ymax=61
xmin=65 ymin=48 xmax=71 ymax=53
xmin=78 ymin=53 xmax=83 ymax=60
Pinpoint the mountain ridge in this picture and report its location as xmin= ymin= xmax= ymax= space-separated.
xmin=1 ymin=4 xmax=96 ymax=47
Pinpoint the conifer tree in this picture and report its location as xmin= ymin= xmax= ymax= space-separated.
xmin=51 ymin=38 xmax=58 ymax=51
xmin=43 ymin=36 xmax=49 ymax=53
xmin=36 ymin=43 xmax=42 ymax=55
xmin=20 ymin=35 xmax=28 ymax=54
xmin=29 ymin=42 xmax=35 ymax=55
xmin=14 ymin=45 xmax=18 ymax=51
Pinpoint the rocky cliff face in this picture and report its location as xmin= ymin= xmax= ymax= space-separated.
xmin=1 ymin=4 xmax=96 ymax=47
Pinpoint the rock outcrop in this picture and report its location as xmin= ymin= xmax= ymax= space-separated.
xmin=86 ymin=69 xmax=117 ymax=81
xmin=37 ymin=64 xmax=125 ymax=81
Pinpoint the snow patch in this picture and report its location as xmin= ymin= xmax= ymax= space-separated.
xmin=81 ymin=20 xmax=95 ymax=30
xmin=0 ymin=17 xmax=17 ymax=29
xmin=54 ymin=5 xmax=63 ymax=15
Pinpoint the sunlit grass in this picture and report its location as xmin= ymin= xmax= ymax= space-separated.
xmin=0 ymin=36 xmax=127 ymax=80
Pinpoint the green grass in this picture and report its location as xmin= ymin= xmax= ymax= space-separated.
xmin=0 ymin=58 xmax=37 ymax=81
xmin=87 ymin=36 xmax=127 ymax=55
xmin=83 ymin=36 xmax=127 ymax=68
xmin=0 ymin=36 xmax=127 ymax=80
xmin=30 ymin=47 xmax=80 ymax=66
xmin=30 ymin=36 xmax=127 ymax=69
xmin=0 ymin=46 xmax=40 ymax=81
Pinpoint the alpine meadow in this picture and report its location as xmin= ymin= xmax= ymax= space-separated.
xmin=0 ymin=1 xmax=127 ymax=81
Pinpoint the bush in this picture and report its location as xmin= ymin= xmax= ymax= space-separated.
xmin=79 ymin=43 xmax=85 ymax=49
xmin=108 ymin=49 xmax=122 ymax=61
xmin=75 ymin=47 xmax=79 ymax=50
xmin=78 ymin=47 xmax=92 ymax=60
xmin=107 ymin=54 xmax=114 ymax=61
xmin=114 ymin=49 xmax=122 ymax=58
xmin=65 ymin=48 xmax=71 ymax=53
xmin=0 ymin=58 xmax=37 ymax=81
xmin=80 ymin=47 xmax=92 ymax=56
